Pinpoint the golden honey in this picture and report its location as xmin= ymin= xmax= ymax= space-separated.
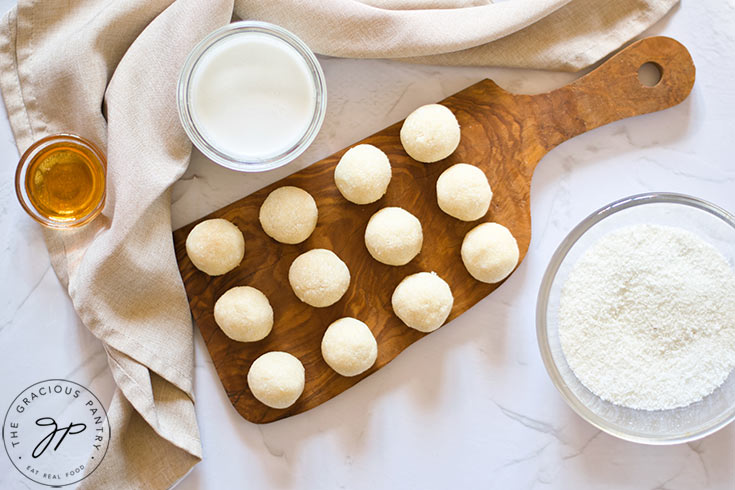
xmin=16 ymin=134 xmax=106 ymax=228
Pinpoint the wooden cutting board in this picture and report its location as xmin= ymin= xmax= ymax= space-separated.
xmin=173 ymin=37 xmax=694 ymax=424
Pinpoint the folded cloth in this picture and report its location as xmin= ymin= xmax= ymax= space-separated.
xmin=0 ymin=0 xmax=234 ymax=488
xmin=0 ymin=0 xmax=677 ymax=488
xmin=238 ymin=0 xmax=679 ymax=70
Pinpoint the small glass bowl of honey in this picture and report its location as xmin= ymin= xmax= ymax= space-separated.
xmin=15 ymin=134 xmax=106 ymax=229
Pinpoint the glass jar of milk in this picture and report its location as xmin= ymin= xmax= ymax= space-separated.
xmin=177 ymin=21 xmax=327 ymax=172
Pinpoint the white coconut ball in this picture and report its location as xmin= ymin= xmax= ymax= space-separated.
xmin=400 ymin=104 xmax=461 ymax=163
xmin=461 ymin=222 xmax=519 ymax=283
xmin=214 ymin=286 xmax=273 ymax=342
xmin=364 ymin=207 xmax=423 ymax=266
xmin=288 ymin=249 xmax=351 ymax=307
xmin=321 ymin=317 xmax=378 ymax=377
xmin=334 ymin=144 xmax=392 ymax=205
xmin=186 ymin=218 xmax=244 ymax=276
xmin=259 ymin=186 xmax=318 ymax=244
xmin=436 ymin=163 xmax=492 ymax=221
xmin=391 ymin=272 xmax=454 ymax=332
xmin=247 ymin=352 xmax=305 ymax=409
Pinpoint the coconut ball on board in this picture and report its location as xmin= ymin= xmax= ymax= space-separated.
xmin=461 ymin=222 xmax=519 ymax=283
xmin=334 ymin=144 xmax=392 ymax=205
xmin=186 ymin=218 xmax=244 ymax=276
xmin=364 ymin=207 xmax=423 ymax=266
xmin=436 ymin=163 xmax=492 ymax=221
xmin=214 ymin=286 xmax=273 ymax=342
xmin=391 ymin=272 xmax=454 ymax=332
xmin=400 ymin=104 xmax=460 ymax=163
xmin=259 ymin=186 xmax=318 ymax=244
xmin=247 ymin=351 xmax=305 ymax=409
xmin=289 ymin=249 xmax=351 ymax=307
xmin=321 ymin=317 xmax=378 ymax=377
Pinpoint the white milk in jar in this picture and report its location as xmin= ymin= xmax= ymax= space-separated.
xmin=178 ymin=22 xmax=326 ymax=171
xmin=190 ymin=33 xmax=316 ymax=159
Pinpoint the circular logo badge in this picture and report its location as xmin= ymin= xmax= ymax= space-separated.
xmin=2 ymin=379 xmax=111 ymax=487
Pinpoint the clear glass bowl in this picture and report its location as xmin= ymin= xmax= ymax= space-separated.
xmin=15 ymin=133 xmax=107 ymax=229
xmin=177 ymin=21 xmax=327 ymax=172
xmin=537 ymin=193 xmax=735 ymax=444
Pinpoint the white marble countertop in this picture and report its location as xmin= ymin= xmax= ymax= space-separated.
xmin=1 ymin=2 xmax=734 ymax=489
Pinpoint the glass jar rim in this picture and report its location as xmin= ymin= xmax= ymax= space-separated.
xmin=177 ymin=21 xmax=327 ymax=173
xmin=15 ymin=133 xmax=107 ymax=229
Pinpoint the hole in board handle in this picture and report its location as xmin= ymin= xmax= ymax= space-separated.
xmin=638 ymin=62 xmax=663 ymax=87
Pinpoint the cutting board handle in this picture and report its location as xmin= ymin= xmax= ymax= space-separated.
xmin=530 ymin=36 xmax=695 ymax=153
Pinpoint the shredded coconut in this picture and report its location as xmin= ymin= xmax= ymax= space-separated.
xmin=559 ymin=224 xmax=735 ymax=410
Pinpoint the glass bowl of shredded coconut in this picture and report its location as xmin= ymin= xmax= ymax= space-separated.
xmin=537 ymin=193 xmax=735 ymax=444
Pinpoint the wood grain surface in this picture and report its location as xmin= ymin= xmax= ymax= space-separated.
xmin=173 ymin=37 xmax=695 ymax=424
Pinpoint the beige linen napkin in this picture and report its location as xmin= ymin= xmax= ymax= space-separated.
xmin=0 ymin=0 xmax=234 ymax=488
xmin=0 ymin=0 xmax=676 ymax=488
xmin=238 ymin=0 xmax=678 ymax=70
